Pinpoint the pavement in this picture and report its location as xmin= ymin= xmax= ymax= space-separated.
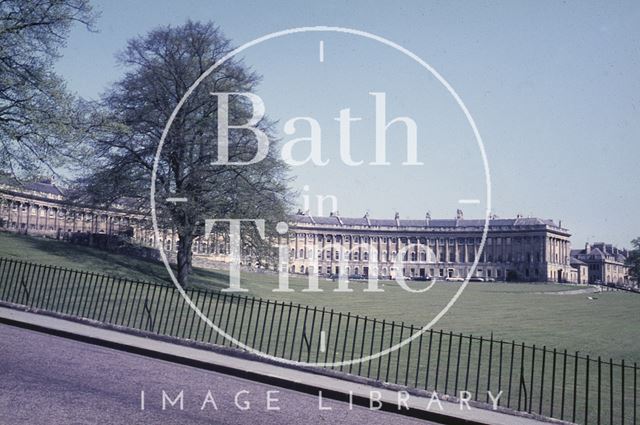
xmin=0 ymin=324 xmax=434 ymax=425
xmin=0 ymin=305 xmax=562 ymax=425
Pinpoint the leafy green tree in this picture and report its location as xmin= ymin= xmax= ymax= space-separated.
xmin=79 ymin=21 xmax=292 ymax=287
xmin=627 ymin=237 xmax=640 ymax=285
xmin=0 ymin=0 xmax=96 ymax=178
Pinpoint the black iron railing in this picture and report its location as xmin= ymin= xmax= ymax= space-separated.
xmin=0 ymin=257 xmax=637 ymax=424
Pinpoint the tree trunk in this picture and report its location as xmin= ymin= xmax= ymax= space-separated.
xmin=177 ymin=231 xmax=194 ymax=288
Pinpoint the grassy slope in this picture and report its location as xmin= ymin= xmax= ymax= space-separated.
xmin=0 ymin=231 xmax=638 ymax=361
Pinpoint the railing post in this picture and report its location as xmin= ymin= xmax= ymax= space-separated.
xmin=367 ymin=318 xmax=376 ymax=379
xmin=296 ymin=304 xmax=309 ymax=361
xmin=296 ymin=303 xmax=310 ymax=361
xmin=280 ymin=301 xmax=293 ymax=358
xmin=405 ymin=324 xmax=414 ymax=386
xmin=529 ymin=344 xmax=535 ymax=413
xmin=229 ymin=293 xmax=243 ymax=344
xmin=586 ymin=355 xmax=591 ymax=425
xmin=385 ymin=321 xmax=395 ymax=382
xmin=357 ymin=314 xmax=367 ymax=375
xmin=598 ymin=356 xmax=602 ymax=424
xmin=573 ymin=351 xmax=579 ymax=423
xmin=518 ymin=342 xmax=526 ymax=412
xmin=463 ymin=333 xmax=472 ymax=394
xmin=414 ymin=329 xmax=424 ymax=388
xmin=394 ymin=322 xmax=405 ymax=384
xmin=454 ymin=333 xmax=462 ymax=396
xmin=476 ymin=336 xmax=484 ymax=401
xmin=289 ymin=303 xmax=301 ymax=361
xmin=270 ymin=300 xmax=286 ymax=356
xmin=340 ymin=313 xmax=352 ymax=370
xmin=348 ymin=314 xmax=359 ymax=373
xmin=551 ymin=348 xmax=557 ymax=417
xmin=539 ymin=346 xmax=546 ymax=415
xmin=486 ymin=333 xmax=494 ymax=403
xmin=316 ymin=307 xmax=327 ymax=364
xmin=609 ymin=358 xmax=613 ymax=425
xmin=425 ymin=328 xmax=434 ymax=389
xmin=507 ymin=340 xmax=515 ymax=408
xmin=187 ymin=289 xmax=203 ymax=340
xmin=620 ymin=359 xmax=625 ymax=425
xmin=323 ymin=308 xmax=334 ymax=365
xmin=330 ymin=312 xmax=342 ymax=366
xmin=376 ymin=319 xmax=386 ymax=381
xmin=214 ymin=293 xmax=230 ymax=344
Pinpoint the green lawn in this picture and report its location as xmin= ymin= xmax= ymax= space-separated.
xmin=1 ymin=231 xmax=638 ymax=363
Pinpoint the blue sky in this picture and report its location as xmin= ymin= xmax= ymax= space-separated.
xmin=55 ymin=0 xmax=640 ymax=248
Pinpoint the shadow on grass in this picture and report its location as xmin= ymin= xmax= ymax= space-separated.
xmin=0 ymin=232 xmax=230 ymax=291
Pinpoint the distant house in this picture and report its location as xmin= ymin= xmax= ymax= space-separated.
xmin=569 ymin=257 xmax=589 ymax=284
xmin=570 ymin=243 xmax=630 ymax=285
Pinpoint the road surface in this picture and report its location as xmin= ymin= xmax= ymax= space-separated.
xmin=0 ymin=324 xmax=436 ymax=424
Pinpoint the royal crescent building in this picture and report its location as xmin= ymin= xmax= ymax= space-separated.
xmin=287 ymin=211 xmax=573 ymax=282
xmin=1 ymin=177 xmax=631 ymax=285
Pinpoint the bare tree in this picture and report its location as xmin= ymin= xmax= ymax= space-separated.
xmin=80 ymin=21 xmax=292 ymax=287
xmin=0 ymin=0 xmax=97 ymax=179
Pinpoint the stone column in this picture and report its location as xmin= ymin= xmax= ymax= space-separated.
xmin=6 ymin=200 xmax=12 ymax=228
xmin=25 ymin=203 xmax=31 ymax=234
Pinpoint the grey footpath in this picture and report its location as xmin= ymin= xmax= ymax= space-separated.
xmin=0 ymin=304 xmax=569 ymax=425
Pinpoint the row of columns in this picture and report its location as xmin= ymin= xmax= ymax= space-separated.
xmin=290 ymin=232 xmax=562 ymax=265
xmin=0 ymin=197 xmax=138 ymax=238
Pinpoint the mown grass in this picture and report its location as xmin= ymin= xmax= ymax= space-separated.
xmin=0 ymin=231 xmax=638 ymax=363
